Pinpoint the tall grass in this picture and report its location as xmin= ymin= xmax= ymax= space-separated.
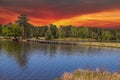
xmin=55 ymin=69 xmax=120 ymax=80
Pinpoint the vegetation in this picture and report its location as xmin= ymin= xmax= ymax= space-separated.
xmin=2 ymin=24 xmax=22 ymax=38
xmin=55 ymin=69 xmax=120 ymax=80
xmin=16 ymin=14 xmax=29 ymax=39
xmin=0 ymin=14 xmax=120 ymax=41
xmin=0 ymin=24 xmax=2 ymax=35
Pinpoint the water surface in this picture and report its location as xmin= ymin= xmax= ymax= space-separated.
xmin=0 ymin=41 xmax=120 ymax=80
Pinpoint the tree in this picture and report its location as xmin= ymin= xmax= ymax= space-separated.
xmin=58 ymin=27 xmax=67 ymax=38
xmin=2 ymin=23 xmax=13 ymax=36
xmin=91 ymin=32 xmax=98 ymax=40
xmin=116 ymin=31 xmax=120 ymax=40
xmin=11 ymin=24 xmax=22 ymax=38
xmin=49 ymin=24 xmax=58 ymax=39
xmin=2 ymin=24 xmax=22 ymax=38
xmin=78 ymin=27 xmax=88 ymax=38
xmin=100 ymin=31 xmax=112 ymax=41
xmin=25 ymin=23 xmax=34 ymax=38
xmin=0 ymin=24 xmax=2 ymax=35
xmin=109 ymin=29 xmax=120 ymax=41
xmin=16 ymin=14 xmax=29 ymax=39
xmin=71 ymin=27 xmax=79 ymax=37
xmin=33 ymin=27 xmax=41 ymax=39
xmin=40 ymin=25 xmax=48 ymax=37
xmin=45 ymin=28 xmax=53 ymax=40
xmin=63 ymin=25 xmax=72 ymax=37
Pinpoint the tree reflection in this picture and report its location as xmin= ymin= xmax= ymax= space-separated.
xmin=1 ymin=41 xmax=31 ymax=68
xmin=1 ymin=41 xmax=105 ymax=68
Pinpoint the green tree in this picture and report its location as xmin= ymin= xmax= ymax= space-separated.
xmin=25 ymin=23 xmax=34 ymax=38
xmin=109 ymin=29 xmax=120 ymax=41
xmin=49 ymin=24 xmax=58 ymax=39
xmin=12 ymin=24 xmax=22 ymax=38
xmin=101 ymin=31 xmax=112 ymax=41
xmin=32 ymin=25 xmax=48 ymax=38
xmin=0 ymin=24 xmax=2 ymax=35
xmin=71 ymin=27 xmax=79 ymax=37
xmin=16 ymin=14 xmax=29 ymax=39
xmin=2 ymin=24 xmax=22 ymax=38
xmin=40 ymin=25 xmax=48 ymax=37
xmin=78 ymin=27 xmax=88 ymax=38
xmin=33 ymin=27 xmax=41 ymax=39
xmin=2 ymin=23 xmax=13 ymax=36
xmin=45 ymin=28 xmax=53 ymax=40
xmin=91 ymin=32 xmax=98 ymax=40
xmin=116 ymin=31 xmax=120 ymax=40
xmin=63 ymin=25 xmax=72 ymax=37
xmin=58 ymin=27 xmax=67 ymax=38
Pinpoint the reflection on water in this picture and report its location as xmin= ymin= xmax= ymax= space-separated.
xmin=0 ymin=41 xmax=120 ymax=80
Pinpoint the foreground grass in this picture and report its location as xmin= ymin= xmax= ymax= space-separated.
xmin=55 ymin=69 xmax=120 ymax=80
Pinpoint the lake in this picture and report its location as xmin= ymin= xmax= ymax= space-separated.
xmin=0 ymin=41 xmax=120 ymax=80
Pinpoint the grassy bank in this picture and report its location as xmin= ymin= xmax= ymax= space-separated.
xmin=1 ymin=36 xmax=120 ymax=48
xmin=0 ymin=36 xmax=27 ymax=42
xmin=27 ymin=38 xmax=120 ymax=48
xmin=54 ymin=38 xmax=120 ymax=48
xmin=55 ymin=69 xmax=120 ymax=80
xmin=78 ymin=42 xmax=120 ymax=48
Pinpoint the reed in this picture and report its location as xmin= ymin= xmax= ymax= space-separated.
xmin=55 ymin=69 xmax=120 ymax=80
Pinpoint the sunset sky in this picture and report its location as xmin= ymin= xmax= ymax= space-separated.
xmin=0 ymin=0 xmax=120 ymax=28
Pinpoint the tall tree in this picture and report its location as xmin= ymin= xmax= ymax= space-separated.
xmin=45 ymin=28 xmax=53 ymax=40
xmin=49 ymin=24 xmax=58 ymax=39
xmin=0 ymin=24 xmax=2 ymax=35
xmin=16 ymin=14 xmax=29 ymax=39
xmin=25 ymin=23 xmax=34 ymax=38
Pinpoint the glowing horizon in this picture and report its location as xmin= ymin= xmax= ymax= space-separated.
xmin=53 ymin=10 xmax=120 ymax=28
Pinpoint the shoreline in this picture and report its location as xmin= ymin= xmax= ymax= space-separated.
xmin=27 ymin=39 xmax=120 ymax=48
xmin=0 ymin=37 xmax=120 ymax=48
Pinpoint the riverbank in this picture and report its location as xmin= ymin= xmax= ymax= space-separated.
xmin=78 ymin=42 xmax=120 ymax=48
xmin=1 ymin=36 xmax=120 ymax=48
xmin=0 ymin=36 xmax=28 ymax=42
xmin=27 ymin=38 xmax=120 ymax=48
xmin=55 ymin=69 xmax=120 ymax=80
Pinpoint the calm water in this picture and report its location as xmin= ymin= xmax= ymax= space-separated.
xmin=0 ymin=41 xmax=120 ymax=80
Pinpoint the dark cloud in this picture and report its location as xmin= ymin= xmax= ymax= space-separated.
xmin=0 ymin=0 xmax=120 ymax=20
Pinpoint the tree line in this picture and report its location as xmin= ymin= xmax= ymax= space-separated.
xmin=0 ymin=14 xmax=120 ymax=41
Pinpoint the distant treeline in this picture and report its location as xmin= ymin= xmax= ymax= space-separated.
xmin=0 ymin=14 xmax=120 ymax=41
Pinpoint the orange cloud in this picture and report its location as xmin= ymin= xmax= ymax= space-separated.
xmin=53 ymin=10 xmax=120 ymax=28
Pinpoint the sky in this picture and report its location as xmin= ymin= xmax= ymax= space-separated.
xmin=0 ymin=0 xmax=120 ymax=28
